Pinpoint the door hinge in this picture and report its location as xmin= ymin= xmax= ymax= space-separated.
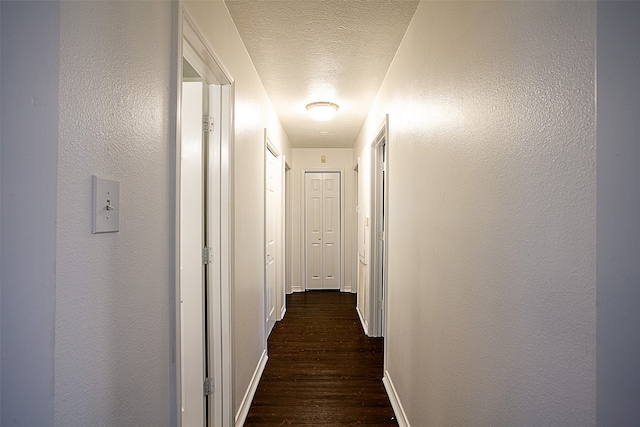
xmin=204 ymin=378 xmax=215 ymax=396
xmin=378 ymin=231 xmax=385 ymax=241
xmin=202 ymin=246 xmax=214 ymax=265
xmin=203 ymin=115 xmax=214 ymax=133
xmin=378 ymin=300 xmax=384 ymax=311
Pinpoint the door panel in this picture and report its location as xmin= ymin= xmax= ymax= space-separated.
xmin=309 ymin=242 xmax=322 ymax=279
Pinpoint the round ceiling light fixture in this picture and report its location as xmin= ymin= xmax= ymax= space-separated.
xmin=306 ymin=101 xmax=339 ymax=121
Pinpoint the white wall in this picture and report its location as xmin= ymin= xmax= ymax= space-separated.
xmin=596 ymin=2 xmax=640 ymax=424
xmin=1 ymin=2 xmax=60 ymax=424
xmin=54 ymin=2 xmax=174 ymax=425
xmin=354 ymin=1 xmax=596 ymax=424
xmin=290 ymin=148 xmax=355 ymax=293
xmin=183 ymin=0 xmax=292 ymax=417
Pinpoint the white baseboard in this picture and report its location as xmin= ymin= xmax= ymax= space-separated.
xmin=356 ymin=306 xmax=368 ymax=336
xmin=383 ymin=370 xmax=410 ymax=427
xmin=280 ymin=305 xmax=286 ymax=320
xmin=235 ymin=349 xmax=268 ymax=426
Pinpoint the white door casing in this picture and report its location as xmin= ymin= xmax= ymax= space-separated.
xmin=279 ymin=161 xmax=289 ymax=319
xmin=305 ymin=172 xmax=341 ymax=290
xmin=177 ymin=6 xmax=235 ymax=426
xmin=284 ymin=164 xmax=292 ymax=296
xmin=368 ymin=115 xmax=389 ymax=338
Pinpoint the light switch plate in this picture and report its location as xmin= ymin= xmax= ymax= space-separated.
xmin=92 ymin=176 xmax=120 ymax=233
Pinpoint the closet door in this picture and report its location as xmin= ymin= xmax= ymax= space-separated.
xmin=305 ymin=172 xmax=341 ymax=290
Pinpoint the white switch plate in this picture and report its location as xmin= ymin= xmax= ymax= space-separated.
xmin=92 ymin=176 xmax=120 ymax=233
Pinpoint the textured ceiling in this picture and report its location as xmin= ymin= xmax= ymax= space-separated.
xmin=225 ymin=0 xmax=419 ymax=148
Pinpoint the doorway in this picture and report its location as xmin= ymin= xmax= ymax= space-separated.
xmin=265 ymin=139 xmax=279 ymax=338
xmin=304 ymin=172 xmax=342 ymax=290
xmin=369 ymin=116 xmax=389 ymax=338
xmin=264 ymin=133 xmax=286 ymax=341
xmin=177 ymin=7 xmax=234 ymax=427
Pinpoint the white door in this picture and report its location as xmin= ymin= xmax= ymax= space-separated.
xmin=180 ymin=79 xmax=206 ymax=427
xmin=305 ymin=172 xmax=341 ymax=290
xmin=265 ymin=148 xmax=278 ymax=336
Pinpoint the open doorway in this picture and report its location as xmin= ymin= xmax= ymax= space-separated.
xmin=176 ymin=7 xmax=234 ymax=426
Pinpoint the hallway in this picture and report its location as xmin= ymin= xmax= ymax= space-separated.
xmin=245 ymin=291 xmax=397 ymax=426
xmin=3 ymin=1 xmax=640 ymax=425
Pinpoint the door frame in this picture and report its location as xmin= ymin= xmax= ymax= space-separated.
xmin=368 ymin=115 xmax=389 ymax=338
xmin=174 ymin=6 xmax=235 ymax=426
xmin=284 ymin=162 xmax=292 ymax=299
xmin=302 ymin=168 xmax=345 ymax=291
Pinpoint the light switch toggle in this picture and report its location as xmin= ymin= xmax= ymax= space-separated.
xmin=106 ymin=200 xmax=115 ymax=211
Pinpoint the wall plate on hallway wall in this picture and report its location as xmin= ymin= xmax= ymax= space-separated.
xmin=92 ymin=175 xmax=120 ymax=233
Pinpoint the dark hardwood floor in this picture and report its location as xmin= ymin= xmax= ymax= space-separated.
xmin=244 ymin=291 xmax=398 ymax=426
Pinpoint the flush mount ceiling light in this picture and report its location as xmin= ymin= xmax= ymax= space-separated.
xmin=306 ymin=102 xmax=339 ymax=121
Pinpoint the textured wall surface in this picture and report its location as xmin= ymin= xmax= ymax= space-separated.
xmin=225 ymin=0 xmax=419 ymax=148
xmin=184 ymin=0 xmax=292 ymax=416
xmin=290 ymin=148 xmax=355 ymax=293
xmin=354 ymin=1 xmax=596 ymax=424
xmin=596 ymin=2 xmax=640 ymax=424
xmin=55 ymin=2 xmax=173 ymax=425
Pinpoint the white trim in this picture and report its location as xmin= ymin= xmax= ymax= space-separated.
xmin=383 ymin=371 xmax=410 ymax=427
xmin=265 ymin=130 xmax=281 ymax=157
xmin=220 ymin=81 xmax=235 ymax=427
xmin=182 ymin=5 xmax=233 ymax=85
xmin=235 ymin=350 xmax=269 ymax=427
xmin=171 ymin=3 xmax=183 ymax=425
xmin=350 ymin=163 xmax=359 ymax=294
xmin=356 ymin=306 xmax=368 ymax=336
xmin=279 ymin=155 xmax=287 ymax=318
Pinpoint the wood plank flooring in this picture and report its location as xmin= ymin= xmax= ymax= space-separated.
xmin=244 ymin=291 xmax=398 ymax=426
